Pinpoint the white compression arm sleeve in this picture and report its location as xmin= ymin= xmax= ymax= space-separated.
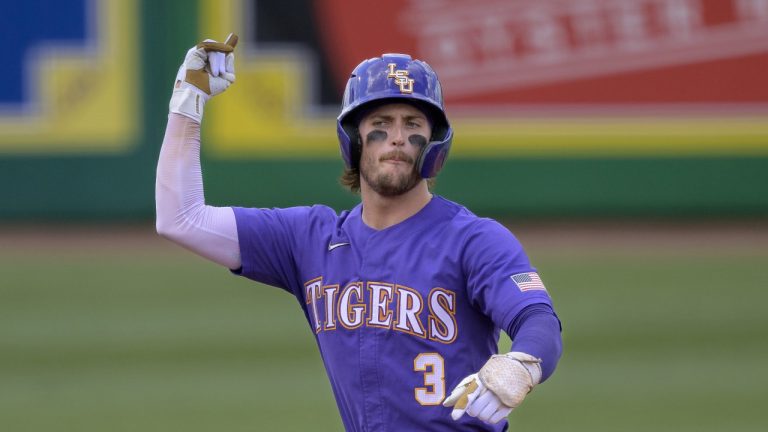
xmin=155 ymin=113 xmax=242 ymax=270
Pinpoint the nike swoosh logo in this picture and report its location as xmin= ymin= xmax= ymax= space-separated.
xmin=328 ymin=242 xmax=350 ymax=251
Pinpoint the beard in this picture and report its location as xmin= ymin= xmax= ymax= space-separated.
xmin=360 ymin=149 xmax=422 ymax=197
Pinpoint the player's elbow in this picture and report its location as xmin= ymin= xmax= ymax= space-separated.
xmin=156 ymin=219 xmax=193 ymax=250
xmin=155 ymin=214 xmax=181 ymax=242
xmin=155 ymin=207 xmax=202 ymax=248
xmin=155 ymin=195 xmax=185 ymax=242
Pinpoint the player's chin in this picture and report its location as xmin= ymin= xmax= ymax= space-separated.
xmin=374 ymin=174 xmax=420 ymax=196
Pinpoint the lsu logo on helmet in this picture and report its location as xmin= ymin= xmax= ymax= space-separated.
xmin=386 ymin=63 xmax=414 ymax=94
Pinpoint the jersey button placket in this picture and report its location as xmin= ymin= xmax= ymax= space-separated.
xmin=357 ymin=234 xmax=386 ymax=432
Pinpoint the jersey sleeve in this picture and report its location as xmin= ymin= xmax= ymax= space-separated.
xmin=230 ymin=205 xmax=326 ymax=295
xmin=462 ymin=219 xmax=554 ymax=333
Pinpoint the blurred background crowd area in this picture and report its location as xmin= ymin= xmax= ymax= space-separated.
xmin=1 ymin=1 xmax=766 ymax=431
xmin=2 ymin=0 xmax=766 ymax=219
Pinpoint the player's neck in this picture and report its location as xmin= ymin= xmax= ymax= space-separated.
xmin=360 ymin=181 xmax=432 ymax=230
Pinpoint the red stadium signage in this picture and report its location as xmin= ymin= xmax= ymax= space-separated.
xmin=203 ymin=0 xmax=768 ymax=157
xmin=319 ymin=0 xmax=768 ymax=107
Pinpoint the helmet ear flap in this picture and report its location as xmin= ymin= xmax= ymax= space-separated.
xmin=350 ymin=129 xmax=362 ymax=170
xmin=338 ymin=121 xmax=363 ymax=170
xmin=417 ymin=128 xmax=453 ymax=178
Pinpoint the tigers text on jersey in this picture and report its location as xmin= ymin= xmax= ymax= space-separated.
xmin=232 ymin=195 xmax=553 ymax=432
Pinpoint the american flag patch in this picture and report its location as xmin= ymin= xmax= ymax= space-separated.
xmin=510 ymin=272 xmax=547 ymax=292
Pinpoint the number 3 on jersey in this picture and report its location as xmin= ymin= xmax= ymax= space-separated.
xmin=414 ymin=352 xmax=445 ymax=405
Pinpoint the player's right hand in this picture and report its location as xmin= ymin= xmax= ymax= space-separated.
xmin=169 ymin=33 xmax=238 ymax=123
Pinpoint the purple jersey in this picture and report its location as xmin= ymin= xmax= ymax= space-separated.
xmin=232 ymin=195 xmax=554 ymax=431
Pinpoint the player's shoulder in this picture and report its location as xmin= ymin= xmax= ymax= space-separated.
xmin=436 ymin=196 xmax=523 ymax=248
xmin=437 ymin=196 xmax=514 ymax=234
xmin=233 ymin=203 xmax=341 ymax=229
xmin=304 ymin=203 xmax=342 ymax=219
xmin=282 ymin=204 xmax=343 ymax=229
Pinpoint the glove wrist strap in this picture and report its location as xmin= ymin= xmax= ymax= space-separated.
xmin=169 ymin=86 xmax=206 ymax=123
xmin=477 ymin=351 xmax=542 ymax=408
xmin=502 ymin=351 xmax=542 ymax=385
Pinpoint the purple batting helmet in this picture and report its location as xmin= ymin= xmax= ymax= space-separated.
xmin=336 ymin=53 xmax=453 ymax=179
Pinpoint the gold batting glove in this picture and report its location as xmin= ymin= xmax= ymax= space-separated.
xmin=443 ymin=352 xmax=542 ymax=425
xmin=169 ymin=33 xmax=238 ymax=123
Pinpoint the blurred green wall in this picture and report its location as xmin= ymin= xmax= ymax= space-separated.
xmin=1 ymin=0 xmax=766 ymax=220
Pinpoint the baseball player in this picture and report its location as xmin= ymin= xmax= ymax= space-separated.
xmin=156 ymin=34 xmax=562 ymax=431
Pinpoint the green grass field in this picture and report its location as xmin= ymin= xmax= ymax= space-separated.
xmin=2 ymin=224 xmax=767 ymax=431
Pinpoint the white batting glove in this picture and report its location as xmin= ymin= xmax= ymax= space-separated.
xmin=443 ymin=352 xmax=542 ymax=425
xmin=169 ymin=33 xmax=238 ymax=123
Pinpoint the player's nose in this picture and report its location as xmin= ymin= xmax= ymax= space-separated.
xmin=390 ymin=125 xmax=406 ymax=146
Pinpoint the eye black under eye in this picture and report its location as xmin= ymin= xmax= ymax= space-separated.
xmin=408 ymin=134 xmax=428 ymax=148
xmin=366 ymin=130 xmax=388 ymax=143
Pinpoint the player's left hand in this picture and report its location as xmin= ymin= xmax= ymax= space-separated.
xmin=442 ymin=351 xmax=542 ymax=424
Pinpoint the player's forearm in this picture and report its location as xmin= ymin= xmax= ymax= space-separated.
xmin=155 ymin=113 xmax=241 ymax=270
xmin=444 ymin=304 xmax=561 ymax=423
xmin=508 ymin=304 xmax=563 ymax=382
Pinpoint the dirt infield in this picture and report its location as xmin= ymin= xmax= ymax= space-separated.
xmin=0 ymin=224 xmax=178 ymax=255
xmin=1 ymin=220 xmax=766 ymax=255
